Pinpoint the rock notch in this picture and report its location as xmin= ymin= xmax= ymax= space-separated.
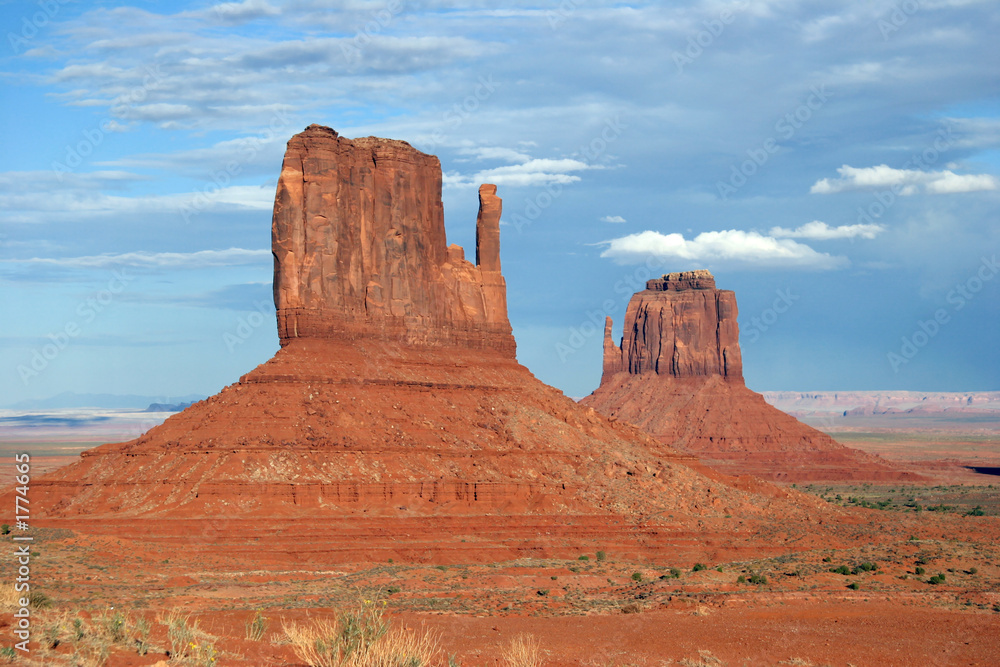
xmin=21 ymin=127 xmax=831 ymax=564
xmin=582 ymin=271 xmax=922 ymax=483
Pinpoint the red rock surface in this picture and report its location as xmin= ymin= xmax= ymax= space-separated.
xmin=19 ymin=126 xmax=836 ymax=562
xmin=272 ymin=125 xmax=514 ymax=353
xmin=582 ymin=271 xmax=922 ymax=483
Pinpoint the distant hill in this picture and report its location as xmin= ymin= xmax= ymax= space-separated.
xmin=144 ymin=401 xmax=199 ymax=412
xmin=7 ymin=392 xmax=205 ymax=410
xmin=762 ymin=391 xmax=1000 ymax=416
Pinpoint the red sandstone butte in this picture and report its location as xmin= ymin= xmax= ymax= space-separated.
xmin=21 ymin=126 xmax=835 ymax=564
xmin=581 ymin=270 xmax=922 ymax=483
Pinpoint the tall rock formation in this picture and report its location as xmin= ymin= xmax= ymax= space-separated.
xmin=582 ymin=271 xmax=921 ymax=483
xmin=271 ymin=125 xmax=513 ymax=352
xmin=20 ymin=126 xmax=830 ymax=565
xmin=601 ymin=270 xmax=741 ymax=380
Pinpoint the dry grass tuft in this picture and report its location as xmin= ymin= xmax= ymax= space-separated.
xmin=500 ymin=633 xmax=544 ymax=667
xmin=282 ymin=599 xmax=439 ymax=667
xmin=0 ymin=585 xmax=21 ymax=612
xmin=679 ymin=650 xmax=725 ymax=666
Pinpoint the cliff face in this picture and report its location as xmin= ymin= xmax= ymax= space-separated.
xmin=583 ymin=270 xmax=920 ymax=483
xmin=602 ymin=270 xmax=742 ymax=381
xmin=272 ymin=125 xmax=513 ymax=353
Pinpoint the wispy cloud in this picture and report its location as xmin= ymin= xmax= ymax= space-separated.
xmin=601 ymin=215 xmax=626 ymax=223
xmin=810 ymin=165 xmax=999 ymax=195
xmin=445 ymin=158 xmax=600 ymax=188
xmin=599 ymin=230 xmax=847 ymax=270
xmin=769 ymin=220 xmax=884 ymax=240
xmin=2 ymin=248 xmax=270 ymax=270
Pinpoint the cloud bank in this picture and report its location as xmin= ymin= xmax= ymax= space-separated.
xmin=599 ymin=229 xmax=848 ymax=270
xmin=811 ymin=165 xmax=999 ymax=195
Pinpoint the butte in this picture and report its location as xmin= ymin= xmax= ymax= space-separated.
xmin=581 ymin=270 xmax=922 ymax=483
xmin=23 ymin=125 xmax=840 ymax=565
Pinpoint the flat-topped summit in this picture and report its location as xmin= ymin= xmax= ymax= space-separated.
xmin=646 ymin=269 xmax=717 ymax=291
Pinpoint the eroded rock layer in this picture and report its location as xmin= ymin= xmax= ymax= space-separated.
xmin=583 ymin=272 xmax=921 ymax=483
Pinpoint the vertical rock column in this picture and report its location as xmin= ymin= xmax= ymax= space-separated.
xmin=476 ymin=184 xmax=509 ymax=330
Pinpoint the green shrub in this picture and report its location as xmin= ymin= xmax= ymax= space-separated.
xmin=0 ymin=525 xmax=9 ymax=536
xmin=966 ymin=506 xmax=986 ymax=516
xmin=386 ymin=586 xmax=402 ymax=595
xmin=670 ymin=567 xmax=681 ymax=579
xmin=631 ymin=572 xmax=643 ymax=582
xmin=831 ymin=565 xmax=851 ymax=575
xmin=692 ymin=563 xmax=707 ymax=572
xmin=245 ymin=610 xmax=268 ymax=641
xmin=596 ymin=550 xmax=607 ymax=562
xmin=915 ymin=566 xmax=925 ymax=575
xmin=716 ymin=566 xmax=723 ymax=572
xmin=968 ymin=567 xmax=978 ymax=575
xmin=737 ymin=575 xmax=746 ymax=584
xmin=578 ymin=555 xmax=589 ymax=561
xmin=748 ymin=574 xmax=767 ymax=585
xmin=927 ymin=574 xmax=946 ymax=585
xmin=848 ymin=582 xmax=860 ymax=590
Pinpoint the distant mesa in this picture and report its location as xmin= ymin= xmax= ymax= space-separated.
xmin=20 ymin=125 xmax=824 ymax=564
xmin=582 ymin=270 xmax=923 ymax=483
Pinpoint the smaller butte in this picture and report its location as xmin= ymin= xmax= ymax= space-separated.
xmin=582 ymin=270 xmax=923 ymax=483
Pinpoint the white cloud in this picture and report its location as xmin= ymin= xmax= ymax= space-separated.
xmin=457 ymin=146 xmax=533 ymax=163
xmin=601 ymin=215 xmax=626 ymax=223
xmin=599 ymin=229 xmax=847 ymax=270
xmin=811 ymin=164 xmax=999 ymax=195
xmin=769 ymin=220 xmax=885 ymax=240
xmin=2 ymin=248 xmax=271 ymax=270
xmin=0 ymin=174 xmax=274 ymax=224
xmin=445 ymin=158 xmax=598 ymax=188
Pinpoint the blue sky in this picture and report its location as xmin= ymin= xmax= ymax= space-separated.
xmin=1 ymin=0 xmax=998 ymax=406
